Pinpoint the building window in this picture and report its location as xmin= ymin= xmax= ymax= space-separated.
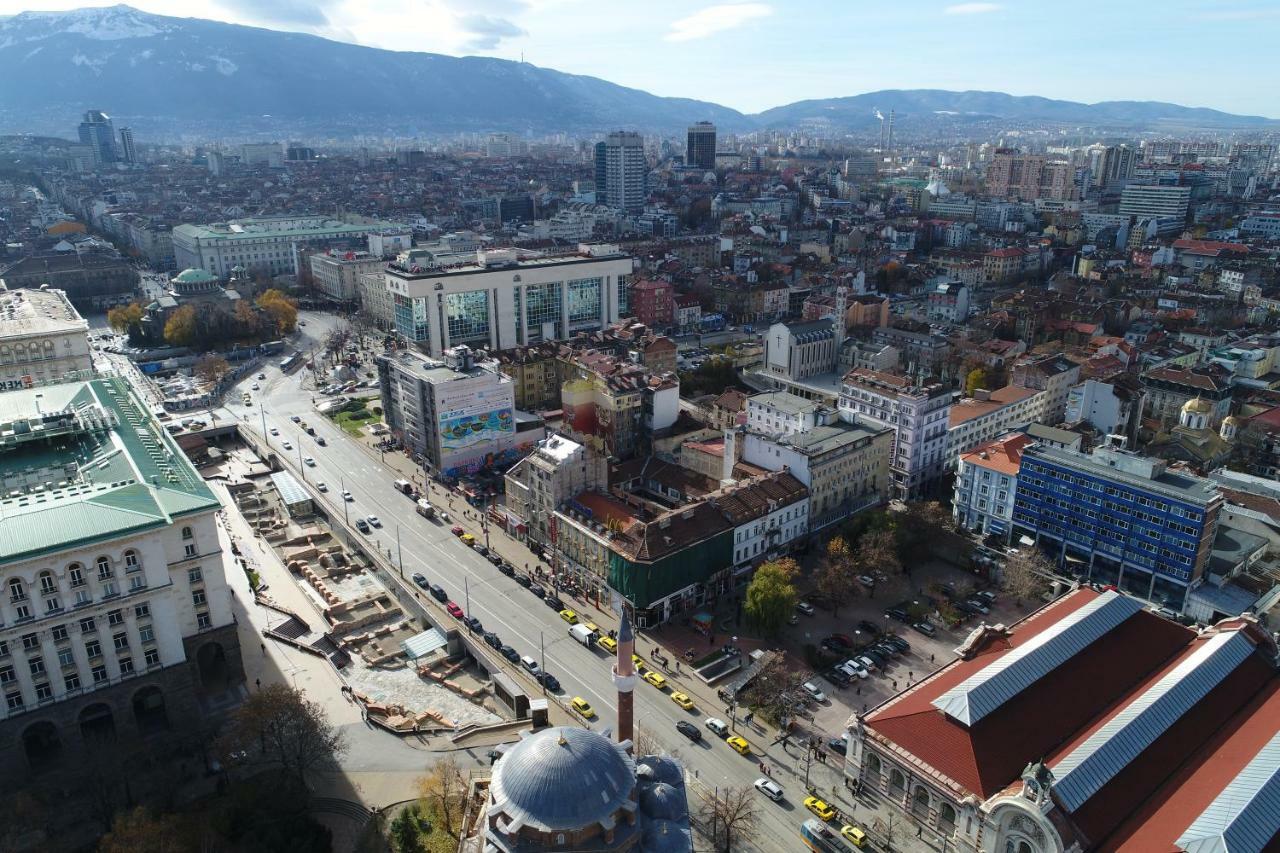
xmin=38 ymin=572 xmax=56 ymax=595
xmin=107 ymin=610 xmax=124 ymax=627
xmin=523 ymin=282 xmax=562 ymax=335
xmin=118 ymin=657 xmax=134 ymax=676
xmin=28 ymin=657 xmax=44 ymax=677
xmin=135 ymin=603 xmax=150 ymax=619
xmin=8 ymin=578 xmax=26 ymax=603
xmin=129 ymin=576 xmax=146 ymax=592
xmin=139 ymin=625 xmax=154 ymax=643
xmin=34 ymin=682 xmax=52 ymax=702
xmin=192 ymin=589 xmax=206 ymax=606
xmin=0 ymin=665 xmax=14 ymax=685
xmin=21 ymin=633 xmax=39 ymax=652
xmin=51 ymin=625 xmax=68 ymax=643
xmin=75 ymin=590 xmax=92 ymax=607
xmin=64 ymin=673 xmax=80 ymax=692
xmin=85 ymin=640 xmax=101 ymax=659
xmin=57 ymin=648 xmax=74 ymax=668
xmin=182 ymin=526 xmax=193 ymax=541
xmin=102 ymin=582 xmax=118 ymax=599
xmin=124 ymin=550 xmax=140 ymax=572
xmin=69 ymin=564 xmax=85 ymax=587
xmin=144 ymin=648 xmax=160 ymax=667
xmin=197 ymin=612 xmax=212 ymax=630
xmin=97 ymin=557 xmax=113 ymax=580
xmin=44 ymin=597 xmax=61 ymax=615
xmin=113 ymin=632 xmax=129 ymax=651
xmin=6 ymin=692 xmax=23 ymax=711
xmin=188 ymin=567 xmax=202 ymax=584
xmin=91 ymin=665 xmax=108 ymax=684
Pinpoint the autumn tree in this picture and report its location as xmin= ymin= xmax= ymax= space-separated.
xmin=194 ymin=354 xmax=231 ymax=386
xmin=416 ymin=753 xmax=467 ymax=838
xmin=896 ymin=501 xmax=954 ymax=567
xmin=741 ymin=656 xmax=810 ymax=725
xmin=107 ymin=302 xmax=144 ymax=334
xmin=855 ymin=528 xmax=902 ymax=579
xmin=698 ymin=785 xmax=758 ymax=853
xmin=218 ymin=683 xmax=346 ymax=790
xmin=163 ymin=305 xmax=198 ymax=347
xmin=233 ymin=299 xmax=262 ymax=339
xmin=98 ymin=806 xmax=192 ymax=853
xmin=965 ymin=368 xmax=990 ymax=395
xmin=1002 ymin=548 xmax=1056 ymax=603
xmin=257 ymin=288 xmax=299 ymax=334
xmin=744 ymin=558 xmax=798 ymax=638
xmin=817 ymin=535 xmax=858 ymax=616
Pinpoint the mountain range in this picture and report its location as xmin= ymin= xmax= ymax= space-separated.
xmin=0 ymin=5 xmax=1274 ymax=138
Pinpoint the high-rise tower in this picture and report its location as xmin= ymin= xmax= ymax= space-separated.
xmin=612 ymin=610 xmax=637 ymax=747
xmin=686 ymin=121 xmax=716 ymax=170
xmin=118 ymin=126 xmax=137 ymax=164
xmin=595 ymin=131 xmax=646 ymax=213
xmin=78 ymin=110 xmax=117 ymax=165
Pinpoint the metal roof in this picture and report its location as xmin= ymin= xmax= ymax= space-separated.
xmin=269 ymin=470 xmax=311 ymax=509
xmin=932 ymin=591 xmax=1144 ymax=727
xmin=400 ymin=628 xmax=447 ymax=660
xmin=1052 ymin=629 xmax=1256 ymax=812
xmin=1175 ymin=730 xmax=1280 ymax=853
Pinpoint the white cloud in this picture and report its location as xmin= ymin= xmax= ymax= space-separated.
xmin=665 ymin=3 xmax=771 ymax=42
xmin=944 ymin=2 xmax=1002 ymax=13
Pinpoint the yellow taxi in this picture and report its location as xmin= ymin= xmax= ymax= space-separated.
xmin=570 ymin=697 xmax=595 ymax=719
xmin=460 ymin=533 xmax=476 ymax=546
xmin=631 ymin=653 xmax=646 ymax=670
xmin=642 ymin=671 xmax=667 ymax=689
xmin=559 ymin=609 xmax=578 ymax=625
xmin=840 ymin=825 xmax=868 ymax=847
xmin=670 ymin=691 xmax=695 ymax=711
xmin=582 ymin=621 xmax=600 ymax=633
xmin=597 ymin=636 xmax=618 ymax=653
xmin=804 ymin=797 xmax=836 ymax=821
xmin=726 ymin=735 xmax=752 ymax=756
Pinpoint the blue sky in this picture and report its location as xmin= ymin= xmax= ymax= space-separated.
xmin=5 ymin=0 xmax=1278 ymax=116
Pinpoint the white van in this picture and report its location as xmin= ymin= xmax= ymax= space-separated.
xmin=520 ymin=655 xmax=540 ymax=674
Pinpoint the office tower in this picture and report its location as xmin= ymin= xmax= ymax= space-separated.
xmin=686 ymin=121 xmax=716 ymax=170
xmin=118 ymin=127 xmax=137 ymax=164
xmin=595 ymin=132 xmax=646 ymax=213
xmin=1087 ymin=143 xmax=1135 ymax=190
xmin=1118 ymin=184 xmax=1192 ymax=221
xmin=77 ymin=110 xmax=117 ymax=165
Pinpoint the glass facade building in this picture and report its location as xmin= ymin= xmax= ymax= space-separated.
xmin=567 ymin=277 xmax=602 ymax=326
xmin=445 ymin=290 xmax=490 ymax=346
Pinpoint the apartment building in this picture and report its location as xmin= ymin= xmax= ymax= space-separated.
xmin=952 ymin=432 xmax=1032 ymax=541
xmin=0 ymin=378 xmax=243 ymax=781
xmin=307 ymin=251 xmax=385 ymax=303
xmin=172 ymin=215 xmax=394 ymax=280
xmin=0 ymin=288 xmax=94 ymax=390
xmin=985 ymin=152 xmax=1076 ymax=201
xmin=503 ymin=434 xmax=606 ymax=547
xmin=838 ymin=368 xmax=954 ymax=499
xmin=946 ymin=385 xmax=1044 ymax=466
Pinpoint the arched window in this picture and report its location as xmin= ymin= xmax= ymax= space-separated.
xmin=38 ymin=572 xmax=56 ymax=595
xmin=123 ymin=550 xmax=140 ymax=571
xmin=96 ymin=557 xmax=113 ymax=579
xmin=939 ymin=803 xmax=958 ymax=834
xmin=889 ymin=768 xmax=907 ymax=797
xmin=181 ymin=527 xmax=193 ymax=541
xmin=865 ymin=752 xmax=882 ymax=779
xmin=912 ymin=786 xmax=930 ymax=819
xmin=68 ymin=563 xmax=85 ymax=587
xmin=8 ymin=578 xmax=26 ymax=602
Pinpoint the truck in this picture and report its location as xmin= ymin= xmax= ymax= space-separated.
xmin=568 ymin=624 xmax=600 ymax=648
xmin=416 ymin=498 xmax=435 ymax=519
xmin=394 ymin=479 xmax=413 ymax=495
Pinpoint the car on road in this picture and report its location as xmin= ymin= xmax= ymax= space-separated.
xmin=670 ymin=691 xmax=695 ymax=711
xmin=446 ymin=601 xmax=464 ymax=619
xmin=514 ymin=574 xmax=532 ymax=588
xmin=857 ymin=620 xmax=881 ymax=635
xmin=643 ymin=671 xmax=667 ymax=689
xmin=315 ymin=435 xmax=326 ymax=446
xmin=412 ymin=573 xmax=428 ymax=589
xmin=281 ymin=441 xmax=292 ymax=450
xmin=460 ymin=533 xmax=476 ymax=546
xmin=827 ymin=736 xmax=848 ymax=755
xmin=537 ymin=672 xmax=561 ymax=692
xmin=675 ymin=720 xmax=701 ymax=742
xmin=528 ymin=584 xmax=546 ymax=599
xmin=884 ymin=607 xmax=910 ymax=623
xmin=597 ymin=636 xmax=618 ymax=653
xmin=841 ymin=825 xmax=868 ymax=847
xmin=559 ymin=609 xmax=578 ymax=625
xmin=520 ymin=655 xmax=540 ymax=674
xmin=802 ymin=682 xmax=827 ymax=703
xmin=753 ymin=778 xmax=784 ymax=802
xmin=366 ymin=515 xmax=381 ymax=528
xmin=912 ymin=621 xmax=937 ymax=637
xmin=463 ymin=616 xmax=483 ymax=633
xmin=571 ymin=697 xmax=595 ymax=719
xmin=303 ymin=456 xmax=315 ymax=466
xmin=726 ymin=735 xmax=752 ymax=756
xmin=251 ymin=383 xmax=260 ymax=391
xmin=290 ymin=415 xmax=300 ymax=422
xmin=269 ymin=427 xmax=279 ymax=436
xmin=473 ymin=543 xmax=488 ymax=556
xmin=804 ymin=796 xmax=836 ymax=821
xmin=355 ymin=519 xmax=371 ymax=534
xmin=795 ymin=601 xmax=815 ymax=616
xmin=451 ymin=525 xmax=465 ymax=536
xmin=705 ymin=718 xmax=730 ymax=738
xmin=316 ymin=482 xmax=328 ymax=492
xmin=483 ymin=631 xmax=501 ymax=649
xmin=342 ymin=490 xmax=354 ymax=502
xmin=857 ymin=574 xmax=876 ymax=587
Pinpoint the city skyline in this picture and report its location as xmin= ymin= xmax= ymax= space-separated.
xmin=0 ymin=0 xmax=1277 ymax=118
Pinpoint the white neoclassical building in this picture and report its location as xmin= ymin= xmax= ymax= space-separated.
xmin=0 ymin=287 xmax=93 ymax=390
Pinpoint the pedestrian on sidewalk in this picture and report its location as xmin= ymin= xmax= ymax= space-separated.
xmin=255 ymin=678 xmax=261 ymax=690
xmin=260 ymin=642 xmax=266 ymax=654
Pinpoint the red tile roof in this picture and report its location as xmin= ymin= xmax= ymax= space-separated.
xmin=866 ymin=588 xmax=1195 ymax=799
xmin=960 ymin=433 xmax=1033 ymax=476
xmin=1172 ymin=239 xmax=1250 ymax=256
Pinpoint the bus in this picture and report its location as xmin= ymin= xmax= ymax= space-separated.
xmin=800 ymin=819 xmax=849 ymax=853
xmin=279 ymin=355 xmax=299 ymax=373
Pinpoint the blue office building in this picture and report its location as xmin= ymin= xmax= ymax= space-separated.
xmin=1012 ymin=441 xmax=1221 ymax=613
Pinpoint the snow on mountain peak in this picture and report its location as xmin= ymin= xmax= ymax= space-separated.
xmin=2 ymin=4 xmax=170 ymax=41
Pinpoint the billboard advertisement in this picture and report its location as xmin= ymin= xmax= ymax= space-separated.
xmin=436 ymin=380 xmax=516 ymax=454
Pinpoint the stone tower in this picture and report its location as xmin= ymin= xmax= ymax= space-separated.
xmin=612 ymin=611 xmax=637 ymax=747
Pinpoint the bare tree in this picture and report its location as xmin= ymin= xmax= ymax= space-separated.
xmin=856 ymin=528 xmax=902 ymax=579
xmin=632 ymin=724 xmax=664 ymax=758
xmin=817 ymin=536 xmax=858 ymax=616
xmin=416 ymin=753 xmax=468 ymax=838
xmin=698 ymin=785 xmax=758 ymax=853
xmin=219 ymin=683 xmax=346 ymax=790
xmin=741 ymin=657 xmax=810 ymax=726
xmin=1002 ymin=548 xmax=1056 ymax=602
xmin=194 ymin=354 xmax=231 ymax=387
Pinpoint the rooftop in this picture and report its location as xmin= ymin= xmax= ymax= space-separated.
xmin=960 ymin=433 xmax=1034 ymax=476
xmin=748 ymin=390 xmax=823 ymax=418
xmin=0 ymin=378 xmax=219 ymax=563
xmin=772 ymin=419 xmax=890 ymax=458
xmin=1025 ymin=443 xmax=1221 ymax=506
xmin=0 ymin=287 xmax=88 ymax=339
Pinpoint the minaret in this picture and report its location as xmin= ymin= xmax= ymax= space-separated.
xmin=612 ymin=610 xmax=638 ymax=747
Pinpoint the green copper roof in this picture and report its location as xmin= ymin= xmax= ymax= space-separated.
xmin=0 ymin=377 xmax=219 ymax=563
xmin=173 ymin=267 xmax=218 ymax=284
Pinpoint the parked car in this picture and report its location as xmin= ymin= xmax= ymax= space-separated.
xmin=855 ymin=655 xmax=878 ymax=673
xmin=483 ymin=632 xmax=502 ymax=649
xmin=827 ymin=736 xmax=849 ymax=755
xmin=857 ymin=620 xmax=881 ymax=635
xmin=497 ymin=561 xmax=515 ymax=576
xmin=676 ymin=720 xmax=702 ymax=742
xmin=528 ymin=584 xmax=546 ymax=599
xmin=826 ymin=633 xmax=855 ymax=648
xmin=520 ymin=655 xmax=540 ymax=674
xmin=795 ymin=601 xmax=816 ymax=616
xmin=571 ymin=697 xmax=595 ymax=719
xmin=411 ymin=573 xmax=428 ymax=589
xmin=463 ymin=616 xmax=483 ymax=633
xmin=354 ymin=519 xmax=370 ymax=534
xmin=429 ymin=584 xmax=448 ymax=603
xmin=857 ymin=574 xmax=876 ymax=587
xmin=975 ymin=589 xmax=997 ymax=605
xmin=514 ymin=574 xmax=532 ymax=588
xmin=824 ymin=668 xmax=851 ymax=687
xmin=754 ymin=778 xmax=784 ymax=802
xmin=965 ymin=598 xmax=991 ymax=615
xmin=545 ymin=595 xmax=565 ymax=611
xmin=537 ymin=672 xmax=561 ymax=692
xmin=446 ymin=601 xmax=464 ymax=619
xmin=487 ymin=552 xmax=503 ymax=566
xmin=500 ymin=645 xmax=519 ymax=663
xmin=705 ymin=718 xmax=730 ymax=738
xmin=884 ymin=607 xmax=910 ymax=623
xmin=802 ymin=682 xmax=827 ymax=703
xmin=473 ymin=544 xmax=488 ymax=556
xmin=882 ymin=634 xmax=910 ymax=653
xmin=450 ymin=525 xmax=465 ymax=536
xmin=804 ymin=797 xmax=836 ymax=821
xmin=912 ymin=621 xmax=937 ymax=638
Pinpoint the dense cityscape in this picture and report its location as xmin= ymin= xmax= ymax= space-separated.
xmin=2 ymin=4 xmax=1280 ymax=853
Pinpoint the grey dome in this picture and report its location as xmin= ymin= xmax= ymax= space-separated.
xmin=636 ymin=755 xmax=684 ymax=787
xmin=490 ymin=727 xmax=636 ymax=833
xmin=641 ymin=820 xmax=693 ymax=853
xmin=638 ymin=783 xmax=686 ymax=822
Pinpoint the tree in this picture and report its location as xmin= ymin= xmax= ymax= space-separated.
xmin=817 ymin=536 xmax=858 ymax=616
xmin=194 ymin=354 xmax=231 ymax=386
xmin=1002 ymin=548 xmax=1055 ymax=603
xmin=896 ymin=501 xmax=953 ymax=566
xmin=744 ymin=559 xmax=797 ymax=638
xmin=965 ymin=368 xmax=990 ymax=395
xmin=98 ymin=806 xmax=191 ymax=853
xmin=416 ymin=754 xmax=467 ymax=839
xmin=741 ymin=656 xmax=810 ymax=725
xmin=163 ymin=305 xmax=198 ymax=347
xmin=219 ymin=683 xmax=346 ymax=790
xmin=698 ymin=785 xmax=758 ymax=853
xmin=855 ymin=528 xmax=902 ymax=579
xmin=257 ymin=289 xmax=299 ymax=334
xmin=388 ymin=803 xmax=427 ymax=853
xmin=107 ymin=302 xmax=144 ymax=334
xmin=234 ymin=299 xmax=262 ymax=339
